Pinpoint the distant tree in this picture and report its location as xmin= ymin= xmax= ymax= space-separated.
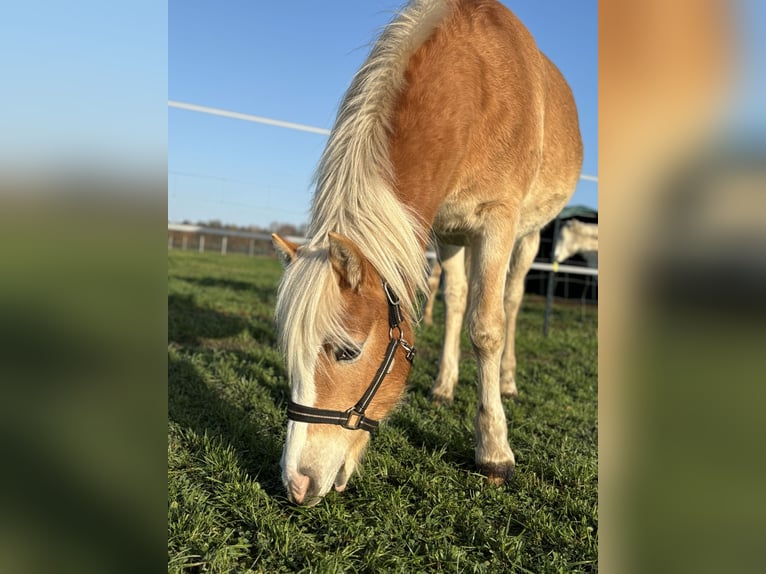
xmin=269 ymin=221 xmax=299 ymax=237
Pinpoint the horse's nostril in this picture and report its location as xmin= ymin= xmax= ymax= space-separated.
xmin=288 ymin=472 xmax=311 ymax=505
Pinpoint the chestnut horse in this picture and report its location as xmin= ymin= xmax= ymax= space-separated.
xmin=272 ymin=0 xmax=582 ymax=505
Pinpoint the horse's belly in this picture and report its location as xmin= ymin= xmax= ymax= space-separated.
xmin=431 ymin=195 xmax=487 ymax=244
xmin=432 ymin=191 xmax=529 ymax=243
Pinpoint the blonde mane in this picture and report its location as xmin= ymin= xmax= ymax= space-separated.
xmin=276 ymin=0 xmax=451 ymax=388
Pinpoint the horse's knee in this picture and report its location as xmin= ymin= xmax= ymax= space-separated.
xmin=469 ymin=321 xmax=504 ymax=357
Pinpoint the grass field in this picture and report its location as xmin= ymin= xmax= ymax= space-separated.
xmin=168 ymin=250 xmax=597 ymax=573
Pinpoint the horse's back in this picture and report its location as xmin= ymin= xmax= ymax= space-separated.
xmin=518 ymin=54 xmax=583 ymax=236
xmin=390 ymin=0 xmax=582 ymax=239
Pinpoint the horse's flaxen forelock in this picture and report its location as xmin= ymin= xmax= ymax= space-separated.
xmin=275 ymin=248 xmax=360 ymax=401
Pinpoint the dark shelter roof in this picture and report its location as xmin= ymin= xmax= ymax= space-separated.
xmin=525 ymin=204 xmax=599 ymax=302
xmin=556 ymin=205 xmax=598 ymax=222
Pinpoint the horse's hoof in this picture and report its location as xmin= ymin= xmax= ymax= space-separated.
xmin=430 ymin=392 xmax=453 ymax=406
xmin=478 ymin=461 xmax=516 ymax=486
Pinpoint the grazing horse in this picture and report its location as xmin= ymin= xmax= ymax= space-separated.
xmin=272 ymin=0 xmax=582 ymax=506
xmin=553 ymin=219 xmax=599 ymax=267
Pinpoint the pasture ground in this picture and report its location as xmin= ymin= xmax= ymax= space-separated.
xmin=168 ymin=251 xmax=597 ymax=573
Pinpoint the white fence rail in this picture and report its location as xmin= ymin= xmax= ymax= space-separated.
xmin=530 ymin=261 xmax=598 ymax=277
xmin=167 ymin=223 xmax=304 ymax=255
xmin=168 ymin=223 xmax=597 ymax=277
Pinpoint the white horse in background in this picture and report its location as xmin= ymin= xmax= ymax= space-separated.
xmin=553 ymin=219 xmax=598 ymax=266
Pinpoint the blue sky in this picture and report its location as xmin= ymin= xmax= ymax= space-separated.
xmin=170 ymin=0 xmax=598 ymax=228
xmin=729 ymin=0 xmax=766 ymax=139
xmin=0 ymin=1 xmax=166 ymax=170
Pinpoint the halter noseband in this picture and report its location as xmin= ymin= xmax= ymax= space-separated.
xmin=286 ymin=282 xmax=416 ymax=433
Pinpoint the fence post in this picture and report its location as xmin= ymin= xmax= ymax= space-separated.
xmin=249 ymin=238 xmax=255 ymax=257
xmin=181 ymin=235 xmax=188 ymax=251
xmin=221 ymin=236 xmax=228 ymax=255
xmin=543 ymin=219 xmax=561 ymax=337
xmin=199 ymin=235 xmax=205 ymax=253
xmin=168 ymin=234 xmax=173 ymax=249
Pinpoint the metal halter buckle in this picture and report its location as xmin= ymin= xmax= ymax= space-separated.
xmin=383 ymin=282 xmax=404 ymax=328
xmin=383 ymin=282 xmax=400 ymax=306
xmin=342 ymin=407 xmax=364 ymax=430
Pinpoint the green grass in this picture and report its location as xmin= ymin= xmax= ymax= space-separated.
xmin=168 ymin=251 xmax=597 ymax=573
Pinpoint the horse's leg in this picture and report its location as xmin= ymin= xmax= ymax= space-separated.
xmin=430 ymin=244 xmax=466 ymax=405
xmin=423 ymin=261 xmax=442 ymax=326
xmin=468 ymin=227 xmax=517 ymax=485
xmin=500 ymin=231 xmax=540 ymax=398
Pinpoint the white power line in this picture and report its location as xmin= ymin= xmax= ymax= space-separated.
xmin=169 ymin=100 xmax=598 ymax=183
xmin=168 ymin=100 xmax=331 ymax=136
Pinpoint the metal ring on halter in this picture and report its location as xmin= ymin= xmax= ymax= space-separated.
xmin=389 ymin=324 xmax=403 ymax=341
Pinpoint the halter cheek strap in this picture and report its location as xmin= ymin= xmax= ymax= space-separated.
xmin=286 ymin=282 xmax=415 ymax=433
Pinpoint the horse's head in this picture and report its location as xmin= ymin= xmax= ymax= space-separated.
xmin=553 ymin=220 xmax=576 ymax=263
xmin=553 ymin=219 xmax=598 ymax=264
xmin=272 ymin=232 xmax=414 ymax=505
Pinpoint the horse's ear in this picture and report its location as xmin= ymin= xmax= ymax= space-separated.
xmin=272 ymin=234 xmax=299 ymax=267
xmin=328 ymin=232 xmax=365 ymax=291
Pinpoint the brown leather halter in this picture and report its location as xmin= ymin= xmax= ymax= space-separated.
xmin=286 ymin=282 xmax=416 ymax=433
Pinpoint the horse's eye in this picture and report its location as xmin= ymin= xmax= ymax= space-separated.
xmin=334 ymin=347 xmax=360 ymax=362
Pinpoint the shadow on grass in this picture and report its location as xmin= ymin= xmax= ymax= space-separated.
xmin=168 ymin=355 xmax=285 ymax=498
xmin=168 ymin=292 xmax=278 ymax=347
xmin=177 ymin=276 xmax=278 ymax=305
xmin=168 ymin=294 xmax=249 ymax=345
xmin=248 ymin=320 xmax=278 ymax=347
xmin=198 ymin=346 xmax=289 ymax=408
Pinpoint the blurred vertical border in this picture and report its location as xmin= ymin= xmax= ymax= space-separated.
xmin=0 ymin=2 xmax=166 ymax=573
xmin=600 ymin=0 xmax=766 ymax=572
